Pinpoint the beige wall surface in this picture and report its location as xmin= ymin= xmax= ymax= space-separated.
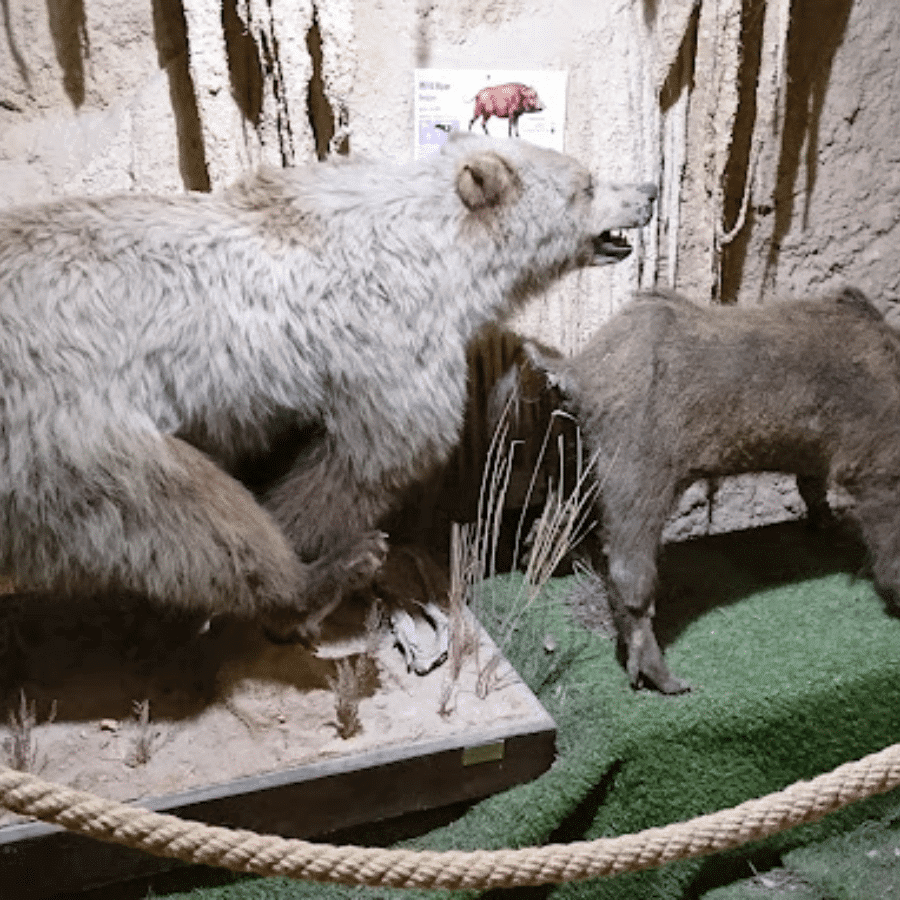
xmin=2 ymin=1 xmax=898 ymax=327
xmin=722 ymin=1 xmax=900 ymax=308
xmin=2 ymin=1 xmax=900 ymax=537
xmin=0 ymin=2 xmax=192 ymax=200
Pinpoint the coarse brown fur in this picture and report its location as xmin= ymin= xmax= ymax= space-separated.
xmin=516 ymin=287 xmax=900 ymax=692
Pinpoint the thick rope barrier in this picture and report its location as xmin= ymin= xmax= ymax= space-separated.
xmin=1 ymin=742 xmax=900 ymax=890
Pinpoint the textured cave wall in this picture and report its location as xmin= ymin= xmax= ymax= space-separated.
xmin=0 ymin=0 xmax=199 ymax=201
xmin=722 ymin=0 xmax=900 ymax=308
xmin=659 ymin=0 xmax=900 ymax=310
xmin=2 ymin=1 xmax=900 ymax=538
xmin=0 ymin=0 xmax=353 ymax=202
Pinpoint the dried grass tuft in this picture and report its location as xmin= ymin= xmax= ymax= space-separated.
xmin=125 ymin=698 xmax=159 ymax=768
xmin=451 ymin=390 xmax=604 ymax=698
xmin=327 ymin=658 xmax=364 ymax=739
xmin=4 ymin=689 xmax=56 ymax=772
xmin=326 ymin=603 xmax=383 ymax=738
xmin=438 ymin=523 xmax=481 ymax=716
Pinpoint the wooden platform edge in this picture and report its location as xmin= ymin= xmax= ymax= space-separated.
xmin=0 ymin=707 xmax=556 ymax=897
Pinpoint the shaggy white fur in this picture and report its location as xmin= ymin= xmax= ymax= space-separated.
xmin=0 ymin=133 xmax=655 ymax=635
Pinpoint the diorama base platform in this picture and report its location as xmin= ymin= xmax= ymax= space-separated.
xmin=0 ymin=593 xmax=555 ymax=898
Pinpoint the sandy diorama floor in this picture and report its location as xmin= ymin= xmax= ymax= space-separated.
xmin=0 ymin=588 xmax=542 ymax=831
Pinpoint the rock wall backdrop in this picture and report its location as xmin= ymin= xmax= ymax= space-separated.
xmin=2 ymin=0 xmax=899 ymax=533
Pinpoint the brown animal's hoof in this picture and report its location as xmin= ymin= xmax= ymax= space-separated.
xmin=630 ymin=669 xmax=692 ymax=695
xmin=625 ymin=619 xmax=692 ymax=695
xmin=655 ymin=673 xmax=692 ymax=695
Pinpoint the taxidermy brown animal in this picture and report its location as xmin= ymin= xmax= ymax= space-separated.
xmin=517 ymin=287 xmax=900 ymax=693
xmin=0 ymin=132 xmax=656 ymax=641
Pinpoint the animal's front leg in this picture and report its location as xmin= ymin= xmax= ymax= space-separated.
xmin=613 ymin=605 xmax=691 ymax=695
xmin=262 ymin=439 xmax=390 ymax=639
xmin=604 ymin=512 xmax=691 ymax=694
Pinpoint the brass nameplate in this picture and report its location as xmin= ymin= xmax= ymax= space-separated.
xmin=462 ymin=741 xmax=505 ymax=766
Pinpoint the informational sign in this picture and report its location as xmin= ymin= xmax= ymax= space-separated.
xmin=414 ymin=69 xmax=567 ymax=159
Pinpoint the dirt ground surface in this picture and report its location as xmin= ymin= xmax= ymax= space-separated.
xmin=0 ymin=591 xmax=540 ymax=831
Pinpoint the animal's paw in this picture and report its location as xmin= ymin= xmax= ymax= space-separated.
xmin=261 ymin=611 xmax=320 ymax=647
xmin=340 ymin=531 xmax=389 ymax=589
xmin=263 ymin=533 xmax=389 ymax=645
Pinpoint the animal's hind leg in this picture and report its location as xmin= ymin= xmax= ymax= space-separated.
xmin=842 ymin=480 xmax=900 ymax=611
xmin=5 ymin=425 xmax=371 ymax=631
xmin=149 ymin=437 xmax=387 ymax=640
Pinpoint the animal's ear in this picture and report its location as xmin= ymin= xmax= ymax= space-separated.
xmin=524 ymin=342 xmax=572 ymax=394
xmin=456 ymin=152 xmax=519 ymax=210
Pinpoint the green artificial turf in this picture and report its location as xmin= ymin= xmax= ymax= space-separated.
xmin=781 ymin=808 xmax=900 ymax=899
xmin=703 ymin=807 xmax=900 ymax=899
xmin=125 ymin=522 xmax=900 ymax=900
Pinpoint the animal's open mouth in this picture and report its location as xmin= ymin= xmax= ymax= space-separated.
xmin=592 ymin=230 xmax=633 ymax=263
